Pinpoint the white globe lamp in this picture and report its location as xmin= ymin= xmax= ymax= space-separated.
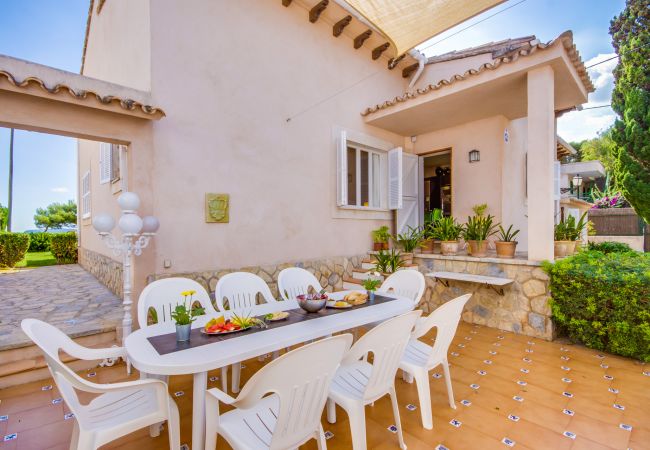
xmin=117 ymin=192 xmax=141 ymax=211
xmin=118 ymin=213 xmax=143 ymax=235
xmin=92 ymin=213 xmax=115 ymax=234
xmin=141 ymin=216 xmax=160 ymax=234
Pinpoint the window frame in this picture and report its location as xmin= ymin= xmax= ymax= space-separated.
xmin=344 ymin=142 xmax=385 ymax=210
xmin=81 ymin=170 xmax=91 ymax=219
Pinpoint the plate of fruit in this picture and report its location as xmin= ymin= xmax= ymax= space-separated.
xmin=202 ymin=313 xmax=265 ymax=335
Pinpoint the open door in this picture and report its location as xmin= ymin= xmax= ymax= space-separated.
xmin=396 ymin=152 xmax=420 ymax=234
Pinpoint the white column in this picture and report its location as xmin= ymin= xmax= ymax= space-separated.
xmin=527 ymin=66 xmax=555 ymax=261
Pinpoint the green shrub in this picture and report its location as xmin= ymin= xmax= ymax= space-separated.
xmin=50 ymin=232 xmax=78 ymax=264
xmin=543 ymin=250 xmax=650 ymax=361
xmin=0 ymin=232 xmax=31 ymax=268
xmin=28 ymin=232 xmax=53 ymax=252
xmin=587 ymin=241 xmax=634 ymax=254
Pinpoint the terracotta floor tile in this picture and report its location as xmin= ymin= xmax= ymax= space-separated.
xmin=0 ymin=391 xmax=51 ymax=415
xmin=517 ymin=383 xmax=570 ymax=410
xmin=565 ymin=397 xmax=624 ymax=424
xmin=440 ymin=422 xmax=505 ymax=450
xmin=6 ymin=403 xmax=63 ymax=433
xmin=507 ymin=418 xmax=573 ymax=450
xmin=13 ymin=419 xmax=73 ymax=450
xmin=628 ymin=425 xmax=650 ymax=449
xmin=515 ymin=401 xmax=572 ymax=434
xmin=569 ymin=436 xmax=617 ymax=450
xmin=456 ymin=403 xmax=514 ymax=440
xmin=567 ymin=414 xmax=631 ymax=449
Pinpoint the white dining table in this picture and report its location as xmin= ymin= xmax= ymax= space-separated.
xmin=125 ymin=290 xmax=413 ymax=449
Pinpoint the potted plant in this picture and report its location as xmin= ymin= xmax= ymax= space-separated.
xmin=495 ymin=224 xmax=520 ymax=258
xmin=421 ymin=209 xmax=442 ymax=253
xmin=554 ymin=212 xmax=588 ymax=257
xmin=462 ymin=214 xmax=499 ymax=257
xmin=433 ymin=217 xmax=463 ymax=256
xmin=392 ymin=226 xmax=423 ymax=264
xmin=170 ymin=290 xmax=205 ymax=342
xmin=373 ymin=249 xmax=404 ymax=275
xmin=371 ymin=225 xmax=391 ymax=251
xmin=362 ymin=276 xmax=382 ymax=302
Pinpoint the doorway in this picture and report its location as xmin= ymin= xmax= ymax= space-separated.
xmin=422 ymin=150 xmax=452 ymax=219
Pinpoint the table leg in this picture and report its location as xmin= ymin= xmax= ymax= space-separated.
xmin=192 ymin=371 xmax=208 ymax=450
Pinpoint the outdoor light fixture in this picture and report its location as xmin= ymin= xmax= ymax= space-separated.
xmin=572 ymin=174 xmax=583 ymax=199
xmin=469 ymin=149 xmax=480 ymax=163
xmin=92 ymin=192 xmax=159 ymax=368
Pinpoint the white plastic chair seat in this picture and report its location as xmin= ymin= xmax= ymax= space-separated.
xmin=84 ymin=385 xmax=165 ymax=432
xmin=329 ymin=361 xmax=372 ymax=403
xmin=217 ymin=394 xmax=280 ymax=449
xmin=400 ymin=339 xmax=435 ymax=370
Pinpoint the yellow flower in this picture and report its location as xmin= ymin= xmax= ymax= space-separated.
xmin=181 ymin=290 xmax=194 ymax=297
xmin=188 ymin=290 xmax=196 ymax=296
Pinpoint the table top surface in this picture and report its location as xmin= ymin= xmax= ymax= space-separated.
xmin=125 ymin=290 xmax=413 ymax=375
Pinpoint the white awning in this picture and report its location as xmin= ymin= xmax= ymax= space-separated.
xmin=344 ymin=0 xmax=506 ymax=56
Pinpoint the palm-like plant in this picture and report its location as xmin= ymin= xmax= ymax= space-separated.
xmin=433 ymin=217 xmax=463 ymax=241
xmin=497 ymin=224 xmax=520 ymax=242
xmin=373 ymin=249 xmax=404 ymax=273
xmin=392 ymin=226 xmax=423 ymax=253
xmin=462 ymin=214 xmax=499 ymax=242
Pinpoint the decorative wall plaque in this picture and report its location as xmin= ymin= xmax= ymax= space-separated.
xmin=205 ymin=193 xmax=229 ymax=223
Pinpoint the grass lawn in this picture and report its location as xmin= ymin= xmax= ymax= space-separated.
xmin=15 ymin=251 xmax=57 ymax=268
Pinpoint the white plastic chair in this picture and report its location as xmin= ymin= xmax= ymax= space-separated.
xmin=277 ymin=267 xmax=324 ymax=301
xmin=378 ymin=269 xmax=426 ymax=308
xmin=137 ymin=277 xmax=217 ymax=329
xmin=398 ymin=294 xmax=472 ymax=430
xmin=326 ymin=310 xmax=422 ymax=450
xmin=214 ymin=272 xmax=279 ymax=393
xmin=21 ymin=319 xmax=180 ymax=450
xmin=205 ymin=334 xmax=353 ymax=450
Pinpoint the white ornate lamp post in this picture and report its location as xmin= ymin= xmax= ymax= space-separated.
xmin=92 ymin=192 xmax=159 ymax=347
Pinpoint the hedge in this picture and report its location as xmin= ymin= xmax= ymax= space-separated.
xmin=50 ymin=232 xmax=78 ymax=264
xmin=543 ymin=250 xmax=650 ymax=361
xmin=587 ymin=241 xmax=634 ymax=254
xmin=0 ymin=233 xmax=30 ymax=268
xmin=28 ymin=232 xmax=53 ymax=252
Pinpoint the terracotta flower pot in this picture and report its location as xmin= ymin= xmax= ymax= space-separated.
xmin=373 ymin=242 xmax=383 ymax=251
xmin=495 ymin=241 xmax=517 ymax=259
xmin=420 ymin=239 xmax=434 ymax=254
xmin=554 ymin=240 xmax=576 ymax=258
xmin=467 ymin=240 xmax=489 ymax=257
xmin=433 ymin=240 xmax=442 ymax=254
xmin=400 ymin=252 xmax=414 ymax=265
xmin=382 ymin=242 xmax=390 ymax=250
xmin=440 ymin=241 xmax=459 ymax=256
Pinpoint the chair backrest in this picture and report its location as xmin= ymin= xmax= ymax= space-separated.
xmin=378 ymin=269 xmax=426 ymax=307
xmin=137 ymin=277 xmax=217 ymax=328
xmin=343 ymin=310 xmax=422 ymax=401
xmin=413 ymin=294 xmax=472 ymax=366
xmin=214 ymin=272 xmax=277 ymax=312
xmin=277 ymin=267 xmax=324 ymax=301
xmin=20 ymin=319 xmax=112 ymax=429
xmin=233 ymin=334 xmax=353 ymax=450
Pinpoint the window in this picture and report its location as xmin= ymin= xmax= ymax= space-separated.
xmin=81 ymin=171 xmax=91 ymax=219
xmin=336 ymin=130 xmax=402 ymax=210
xmin=99 ymin=143 xmax=121 ymax=184
xmin=343 ymin=143 xmax=382 ymax=208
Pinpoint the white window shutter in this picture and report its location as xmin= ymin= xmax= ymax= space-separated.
xmin=388 ymin=147 xmax=403 ymax=210
xmin=336 ymin=130 xmax=348 ymax=206
xmin=553 ymin=160 xmax=561 ymax=200
xmin=81 ymin=171 xmax=91 ymax=218
xmin=99 ymin=143 xmax=112 ymax=184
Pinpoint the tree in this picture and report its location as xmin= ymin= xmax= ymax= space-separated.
xmin=610 ymin=0 xmax=650 ymax=223
xmin=34 ymin=200 xmax=77 ymax=232
xmin=579 ymin=128 xmax=618 ymax=175
xmin=0 ymin=204 xmax=7 ymax=232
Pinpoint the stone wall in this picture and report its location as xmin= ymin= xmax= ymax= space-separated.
xmin=78 ymin=248 xmax=123 ymax=298
xmin=147 ymin=254 xmax=367 ymax=299
xmin=414 ymin=255 xmax=553 ymax=340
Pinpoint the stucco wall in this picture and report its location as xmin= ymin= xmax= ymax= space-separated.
xmin=413 ymin=115 xmax=507 ymax=223
xmin=82 ymin=0 xmax=151 ymax=91
xmin=143 ymin=0 xmax=407 ymax=275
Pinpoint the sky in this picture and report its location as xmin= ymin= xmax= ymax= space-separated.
xmin=0 ymin=0 xmax=625 ymax=231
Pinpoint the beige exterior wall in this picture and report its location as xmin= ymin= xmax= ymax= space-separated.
xmin=82 ymin=0 xmax=151 ymax=91
xmin=141 ymin=0 xmax=406 ymax=275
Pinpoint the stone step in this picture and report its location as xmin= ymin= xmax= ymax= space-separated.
xmin=361 ymin=261 xmax=376 ymax=270
xmin=342 ymin=277 xmax=365 ymax=290
xmin=351 ymin=269 xmax=385 ymax=281
xmin=0 ymin=329 xmax=119 ymax=389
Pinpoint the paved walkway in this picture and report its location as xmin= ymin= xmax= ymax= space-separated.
xmin=0 ymin=265 xmax=122 ymax=350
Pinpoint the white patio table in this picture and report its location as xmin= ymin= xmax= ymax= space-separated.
xmin=125 ymin=290 xmax=413 ymax=449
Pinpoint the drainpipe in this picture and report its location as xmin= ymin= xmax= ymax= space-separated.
xmin=408 ymin=49 xmax=427 ymax=90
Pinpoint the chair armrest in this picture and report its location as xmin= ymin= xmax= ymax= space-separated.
xmin=206 ymin=387 xmax=236 ymax=405
xmin=62 ymin=340 xmax=127 ymax=362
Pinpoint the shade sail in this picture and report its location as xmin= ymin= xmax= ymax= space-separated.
xmin=343 ymin=0 xmax=506 ymax=56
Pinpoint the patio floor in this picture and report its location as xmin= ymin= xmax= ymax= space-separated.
xmin=0 ymin=322 xmax=648 ymax=450
xmin=0 ymin=265 xmax=122 ymax=351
